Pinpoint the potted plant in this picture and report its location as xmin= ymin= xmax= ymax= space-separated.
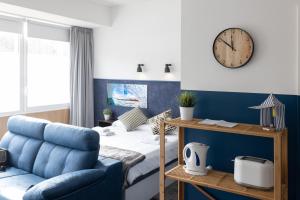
xmin=178 ymin=91 xmax=196 ymax=120
xmin=103 ymin=108 xmax=112 ymax=121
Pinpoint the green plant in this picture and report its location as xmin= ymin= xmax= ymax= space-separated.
xmin=178 ymin=91 xmax=196 ymax=107
xmin=103 ymin=108 xmax=112 ymax=115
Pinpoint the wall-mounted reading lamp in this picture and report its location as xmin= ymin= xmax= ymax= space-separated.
xmin=165 ymin=64 xmax=171 ymax=73
xmin=137 ymin=64 xmax=144 ymax=72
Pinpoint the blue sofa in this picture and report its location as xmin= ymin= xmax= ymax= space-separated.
xmin=0 ymin=116 xmax=122 ymax=200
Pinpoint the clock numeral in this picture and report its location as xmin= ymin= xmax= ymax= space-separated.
xmin=216 ymin=54 xmax=220 ymax=59
xmin=231 ymin=63 xmax=234 ymax=67
xmin=240 ymin=60 xmax=242 ymax=64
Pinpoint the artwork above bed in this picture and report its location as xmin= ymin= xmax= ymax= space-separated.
xmin=107 ymin=83 xmax=147 ymax=108
xmin=94 ymin=79 xmax=181 ymax=124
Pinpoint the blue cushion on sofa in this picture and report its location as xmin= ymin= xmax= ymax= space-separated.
xmin=32 ymin=123 xmax=100 ymax=179
xmin=0 ymin=116 xmax=48 ymax=172
xmin=0 ymin=173 xmax=45 ymax=200
xmin=43 ymin=123 xmax=99 ymax=151
xmin=7 ymin=116 xmax=49 ymax=140
xmin=0 ymin=167 xmax=28 ymax=179
xmin=23 ymin=169 xmax=106 ymax=200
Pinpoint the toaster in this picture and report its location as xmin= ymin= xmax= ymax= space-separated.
xmin=234 ymin=156 xmax=274 ymax=189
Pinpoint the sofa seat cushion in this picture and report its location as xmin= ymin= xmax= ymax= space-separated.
xmin=0 ymin=173 xmax=45 ymax=200
xmin=0 ymin=167 xmax=28 ymax=179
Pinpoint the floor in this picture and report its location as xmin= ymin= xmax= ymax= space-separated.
xmin=151 ymin=182 xmax=178 ymax=200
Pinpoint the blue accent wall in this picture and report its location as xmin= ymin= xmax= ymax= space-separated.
xmin=94 ymin=80 xmax=299 ymax=199
xmin=94 ymin=79 xmax=181 ymax=124
xmin=184 ymin=91 xmax=298 ymax=200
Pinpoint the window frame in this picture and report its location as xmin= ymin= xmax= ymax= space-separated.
xmin=0 ymin=17 xmax=70 ymax=117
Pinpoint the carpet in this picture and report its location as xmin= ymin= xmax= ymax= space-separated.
xmin=151 ymin=182 xmax=178 ymax=200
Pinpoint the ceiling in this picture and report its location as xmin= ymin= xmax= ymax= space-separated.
xmin=89 ymin=0 xmax=148 ymax=6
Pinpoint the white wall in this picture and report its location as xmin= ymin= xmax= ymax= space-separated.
xmin=0 ymin=0 xmax=111 ymax=27
xmin=94 ymin=0 xmax=181 ymax=81
xmin=181 ymin=0 xmax=299 ymax=95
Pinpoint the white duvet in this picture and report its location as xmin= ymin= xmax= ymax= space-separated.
xmin=93 ymin=122 xmax=178 ymax=185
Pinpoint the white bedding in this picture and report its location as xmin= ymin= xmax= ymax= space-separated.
xmin=93 ymin=123 xmax=178 ymax=185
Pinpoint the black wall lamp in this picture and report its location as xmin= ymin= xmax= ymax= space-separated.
xmin=165 ymin=64 xmax=171 ymax=73
xmin=137 ymin=64 xmax=144 ymax=72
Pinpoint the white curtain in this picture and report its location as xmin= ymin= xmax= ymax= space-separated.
xmin=70 ymin=26 xmax=94 ymax=127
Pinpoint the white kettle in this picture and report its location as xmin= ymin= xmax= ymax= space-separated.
xmin=183 ymin=142 xmax=209 ymax=176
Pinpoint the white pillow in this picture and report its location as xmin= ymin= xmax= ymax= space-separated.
xmin=112 ymin=120 xmax=127 ymax=131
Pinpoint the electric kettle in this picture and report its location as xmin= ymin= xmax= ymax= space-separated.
xmin=183 ymin=142 xmax=209 ymax=175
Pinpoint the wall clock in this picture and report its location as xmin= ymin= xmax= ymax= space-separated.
xmin=213 ymin=28 xmax=254 ymax=68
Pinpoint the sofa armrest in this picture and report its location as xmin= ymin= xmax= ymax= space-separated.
xmin=23 ymin=169 xmax=105 ymax=200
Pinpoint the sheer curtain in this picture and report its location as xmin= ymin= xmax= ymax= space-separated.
xmin=70 ymin=26 xmax=94 ymax=127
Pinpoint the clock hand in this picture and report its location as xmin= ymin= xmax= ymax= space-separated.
xmin=219 ymin=38 xmax=236 ymax=51
xmin=231 ymin=33 xmax=234 ymax=50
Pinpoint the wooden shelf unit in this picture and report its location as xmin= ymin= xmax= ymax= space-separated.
xmin=159 ymin=118 xmax=288 ymax=200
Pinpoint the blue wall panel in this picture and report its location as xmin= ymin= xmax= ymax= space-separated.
xmin=297 ymin=96 xmax=300 ymax=200
xmin=94 ymin=80 xmax=299 ymax=199
xmin=184 ymin=91 xmax=298 ymax=200
xmin=94 ymin=79 xmax=181 ymax=124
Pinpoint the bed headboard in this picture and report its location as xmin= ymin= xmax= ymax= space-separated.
xmin=94 ymin=79 xmax=180 ymax=124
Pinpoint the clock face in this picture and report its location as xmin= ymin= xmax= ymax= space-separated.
xmin=213 ymin=28 xmax=254 ymax=68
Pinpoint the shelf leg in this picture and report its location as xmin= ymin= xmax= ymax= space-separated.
xmin=274 ymin=134 xmax=282 ymax=200
xmin=160 ymin=122 xmax=166 ymax=200
xmin=282 ymin=130 xmax=288 ymax=200
xmin=178 ymin=181 xmax=184 ymax=200
xmin=178 ymin=127 xmax=185 ymax=200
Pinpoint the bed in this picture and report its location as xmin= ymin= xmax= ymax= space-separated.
xmin=93 ymin=121 xmax=178 ymax=200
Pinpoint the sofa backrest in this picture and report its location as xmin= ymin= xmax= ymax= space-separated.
xmin=0 ymin=116 xmax=48 ymax=172
xmin=32 ymin=123 xmax=99 ymax=178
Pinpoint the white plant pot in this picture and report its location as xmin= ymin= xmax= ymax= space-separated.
xmin=180 ymin=107 xmax=194 ymax=120
xmin=104 ymin=114 xmax=111 ymax=121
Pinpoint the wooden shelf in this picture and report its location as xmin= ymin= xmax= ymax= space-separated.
xmin=159 ymin=118 xmax=288 ymax=200
xmin=165 ymin=118 xmax=283 ymax=138
xmin=165 ymin=165 xmax=274 ymax=200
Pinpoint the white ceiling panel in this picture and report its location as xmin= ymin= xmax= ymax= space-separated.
xmin=89 ymin=0 xmax=148 ymax=6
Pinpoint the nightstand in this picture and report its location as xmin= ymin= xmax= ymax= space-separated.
xmin=98 ymin=119 xmax=116 ymax=127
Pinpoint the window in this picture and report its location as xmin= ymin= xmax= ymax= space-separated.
xmin=0 ymin=16 xmax=70 ymax=116
xmin=0 ymin=31 xmax=20 ymax=113
xmin=27 ymin=38 xmax=70 ymax=108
